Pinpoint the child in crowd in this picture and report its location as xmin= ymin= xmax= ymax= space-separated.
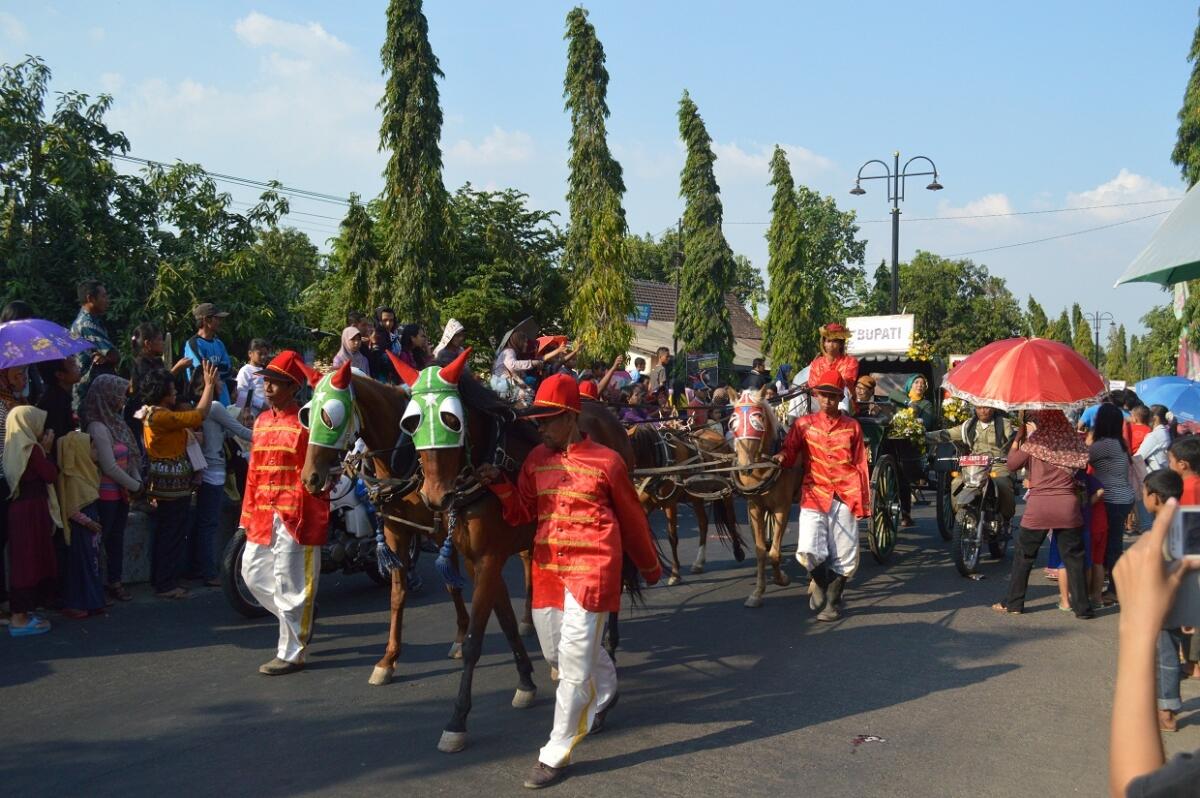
xmin=235 ymin=338 xmax=271 ymax=426
xmin=35 ymin=358 xmax=81 ymax=442
xmin=1168 ymin=435 xmax=1200 ymax=504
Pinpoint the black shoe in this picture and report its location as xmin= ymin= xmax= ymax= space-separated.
xmin=523 ymin=762 xmax=564 ymax=789
xmin=590 ymin=692 xmax=619 ymax=734
xmin=818 ymin=575 xmax=847 ymax=622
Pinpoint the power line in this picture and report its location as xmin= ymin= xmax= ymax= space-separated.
xmin=110 ymin=153 xmax=354 ymax=207
xmin=943 ymin=209 xmax=1170 ymax=257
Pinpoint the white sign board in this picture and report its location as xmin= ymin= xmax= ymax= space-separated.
xmin=1108 ymin=379 xmax=1127 ymax=391
xmin=846 ymin=314 xmax=915 ymax=356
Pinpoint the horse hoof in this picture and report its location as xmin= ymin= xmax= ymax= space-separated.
xmin=448 ymin=642 xmax=463 ymax=660
xmin=744 ymin=594 xmax=763 ymax=608
xmin=775 ymin=573 xmax=792 ymax=588
xmin=667 ymin=574 xmax=681 ymax=586
xmin=690 ymin=564 xmax=705 ymax=575
xmin=518 ymin=621 xmax=535 ymax=638
xmin=368 ymin=665 xmax=394 ymax=686
xmin=550 ymin=666 xmax=559 ymax=682
xmin=437 ymin=731 xmax=467 ymax=753
xmin=512 ymin=688 xmax=537 ymax=709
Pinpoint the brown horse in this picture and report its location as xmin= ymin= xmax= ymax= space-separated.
xmin=729 ymin=391 xmax=800 ymax=608
xmin=628 ymin=423 xmax=746 ymax=584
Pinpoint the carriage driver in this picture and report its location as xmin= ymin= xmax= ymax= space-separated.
xmin=925 ymin=405 xmax=1017 ymax=523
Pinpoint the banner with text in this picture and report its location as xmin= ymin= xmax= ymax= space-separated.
xmin=846 ymin=314 xmax=915 ymax=356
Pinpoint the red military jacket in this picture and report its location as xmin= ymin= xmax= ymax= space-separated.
xmin=239 ymin=403 xmax=330 ymax=546
xmin=807 ymin=353 xmax=860 ymax=388
xmin=779 ymin=410 xmax=871 ymax=519
xmin=490 ymin=435 xmax=661 ymax=613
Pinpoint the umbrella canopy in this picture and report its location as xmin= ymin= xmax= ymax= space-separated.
xmin=1134 ymin=375 xmax=1193 ymax=400
xmin=0 ymin=319 xmax=93 ymax=369
xmin=1135 ymin=380 xmax=1200 ymax=416
xmin=943 ymin=337 xmax=1106 ymax=412
xmin=1114 ymin=183 xmax=1199 ymax=286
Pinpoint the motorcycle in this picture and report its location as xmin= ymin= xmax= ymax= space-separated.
xmin=933 ymin=442 xmax=1013 ymax=577
xmin=220 ymin=472 xmax=420 ymax=618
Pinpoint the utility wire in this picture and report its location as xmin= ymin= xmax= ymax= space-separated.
xmin=943 ymin=209 xmax=1170 ymax=257
xmin=110 ymin=153 xmax=353 ymax=206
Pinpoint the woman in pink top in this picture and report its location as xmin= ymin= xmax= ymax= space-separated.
xmin=85 ymin=375 xmax=143 ymax=602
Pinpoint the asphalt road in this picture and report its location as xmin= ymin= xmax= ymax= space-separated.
xmin=3 ymin=502 xmax=1198 ymax=798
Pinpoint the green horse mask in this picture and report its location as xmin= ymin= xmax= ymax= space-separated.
xmin=301 ymin=360 xmax=359 ymax=449
xmin=391 ymin=348 xmax=471 ymax=450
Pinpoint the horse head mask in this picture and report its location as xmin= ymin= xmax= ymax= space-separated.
xmin=302 ymin=360 xmax=358 ymax=449
xmin=393 ymin=348 xmax=472 ymax=450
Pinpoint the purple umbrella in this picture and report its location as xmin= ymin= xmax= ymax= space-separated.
xmin=0 ymin=319 xmax=94 ymax=369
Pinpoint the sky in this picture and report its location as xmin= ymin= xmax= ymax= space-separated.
xmin=1 ymin=1 xmax=1196 ymax=335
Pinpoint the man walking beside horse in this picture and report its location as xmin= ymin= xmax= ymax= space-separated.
xmin=477 ymin=373 xmax=661 ymax=790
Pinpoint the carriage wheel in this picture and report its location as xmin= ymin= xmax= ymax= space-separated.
xmin=935 ymin=471 xmax=954 ymax=542
xmin=868 ymin=454 xmax=901 ymax=564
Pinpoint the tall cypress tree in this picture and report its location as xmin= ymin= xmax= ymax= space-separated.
xmin=378 ymin=0 xmax=448 ymax=327
xmin=1173 ymin=9 xmax=1200 ymax=187
xmin=763 ymin=146 xmax=808 ymax=369
xmin=675 ymin=90 xmax=734 ymax=371
xmin=335 ymin=193 xmax=381 ymax=309
xmin=562 ymin=6 xmax=633 ymax=361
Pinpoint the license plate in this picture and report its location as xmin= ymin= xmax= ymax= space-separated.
xmin=958 ymin=454 xmax=990 ymax=467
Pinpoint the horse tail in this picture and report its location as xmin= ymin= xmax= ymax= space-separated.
xmin=620 ymin=553 xmax=647 ymax=609
xmin=708 ymin=496 xmax=747 ymax=562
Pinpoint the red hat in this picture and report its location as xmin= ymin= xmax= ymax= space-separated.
xmin=819 ymin=322 xmax=850 ymax=341
xmin=525 ymin=373 xmax=581 ymax=418
xmin=258 ymin=350 xmax=319 ymax=388
xmin=577 ymin=379 xmax=599 ymax=400
xmin=811 ymin=369 xmax=846 ymax=395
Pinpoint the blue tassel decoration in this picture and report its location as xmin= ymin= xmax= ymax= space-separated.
xmin=375 ymin=530 xmax=405 ymax=578
xmin=435 ymin=523 xmax=465 ymax=589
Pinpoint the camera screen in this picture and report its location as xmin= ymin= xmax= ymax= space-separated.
xmin=1183 ymin=510 xmax=1200 ymax=555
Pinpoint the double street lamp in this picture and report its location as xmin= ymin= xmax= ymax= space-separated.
xmin=1083 ymin=310 xmax=1116 ymax=369
xmin=850 ymin=151 xmax=943 ymax=314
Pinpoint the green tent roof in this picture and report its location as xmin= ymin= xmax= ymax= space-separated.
xmin=1115 ymin=182 xmax=1199 ymax=287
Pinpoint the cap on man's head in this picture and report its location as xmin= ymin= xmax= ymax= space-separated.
xmin=811 ymin=370 xmax=846 ymax=395
xmin=578 ymin=379 xmax=599 ymax=400
xmin=193 ymin=302 xmax=230 ymax=321
xmin=525 ymin=373 xmax=581 ymax=419
xmin=819 ymin=322 xmax=850 ymax=341
xmin=258 ymin=350 xmax=318 ymax=388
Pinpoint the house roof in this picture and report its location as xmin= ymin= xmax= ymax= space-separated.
xmin=630 ymin=279 xmax=762 ymax=341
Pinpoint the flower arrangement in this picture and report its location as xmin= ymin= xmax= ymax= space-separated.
xmin=888 ymin=406 xmax=927 ymax=453
xmin=906 ymin=334 xmax=933 ymax=361
xmin=942 ymin=396 xmax=970 ymax=425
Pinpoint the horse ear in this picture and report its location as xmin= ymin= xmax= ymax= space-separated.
xmin=438 ymin=347 xmax=472 ymax=386
xmin=330 ymin=359 xmax=353 ymax=390
xmin=386 ymin=351 xmax=420 ymax=386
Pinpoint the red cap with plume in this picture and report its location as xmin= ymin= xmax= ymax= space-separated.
xmin=258 ymin=350 xmax=319 ymax=388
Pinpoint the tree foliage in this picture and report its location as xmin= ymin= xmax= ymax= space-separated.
xmin=561 ymin=6 xmax=632 ymax=362
xmin=378 ymin=0 xmax=449 ymax=327
xmin=1025 ymin=297 xmax=1049 ymax=337
xmin=1045 ymin=310 xmax=1073 ymax=346
xmin=762 ymin=146 xmax=807 ymax=369
xmin=675 ymin=90 xmax=734 ymax=368
xmin=1132 ymin=303 xmax=1181 ymax=379
xmin=1105 ymin=323 xmax=1128 ymax=379
xmin=1173 ymin=9 xmax=1200 ymax=188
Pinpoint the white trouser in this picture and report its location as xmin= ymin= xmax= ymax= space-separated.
xmin=241 ymin=514 xmax=320 ymax=663
xmin=532 ymin=588 xmax=617 ymax=768
xmin=795 ymin=498 xmax=859 ymax=578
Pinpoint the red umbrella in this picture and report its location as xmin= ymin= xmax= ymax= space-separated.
xmin=943 ymin=337 xmax=1106 ymax=411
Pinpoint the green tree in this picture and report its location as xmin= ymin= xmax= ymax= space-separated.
xmin=733 ymin=255 xmax=766 ymax=321
xmin=1173 ymin=9 xmax=1200 ymax=187
xmin=1136 ymin=303 xmax=1181 ymax=377
xmin=1071 ymin=303 xmax=1094 ymax=360
xmin=1025 ymin=297 xmax=1049 ymax=337
xmin=1045 ymin=309 xmax=1073 ymax=346
xmin=625 ymin=231 xmax=675 ymax=284
xmin=794 ymin=184 xmax=868 ymax=333
xmin=561 ymin=7 xmax=633 ymax=362
xmin=378 ymin=0 xmax=449 ymax=327
xmin=1104 ymin=323 xmax=1129 ymax=380
xmin=762 ymin=146 xmax=807 ymax=369
xmin=675 ymin=90 xmax=735 ymax=369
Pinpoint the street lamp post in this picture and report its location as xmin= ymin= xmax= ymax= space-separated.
xmin=1083 ymin=310 xmax=1116 ymax=370
xmin=850 ymin=151 xmax=943 ymax=314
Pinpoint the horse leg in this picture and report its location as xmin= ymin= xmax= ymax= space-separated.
xmin=604 ymin=611 xmax=620 ymax=662
xmin=727 ymin=494 xmax=748 ymax=562
xmin=518 ymin=549 xmax=535 ymax=638
xmin=370 ymin=528 xmax=410 ymax=685
xmin=770 ymin=505 xmax=792 ymax=587
xmin=666 ymin=504 xmax=684 ymax=585
xmin=445 ymin=548 xmax=469 ymax=660
xmin=439 ymin=554 xmax=499 ymax=754
xmin=492 ymin=576 xmax=538 ymax=709
xmin=691 ymin=500 xmax=708 ymax=574
xmin=744 ymin=502 xmax=768 ymax=608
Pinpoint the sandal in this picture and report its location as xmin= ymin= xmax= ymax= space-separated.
xmin=991 ymin=603 xmax=1022 ymax=615
xmin=1057 ymin=603 xmax=1072 ymax=613
xmin=9 ymin=614 xmax=51 ymax=636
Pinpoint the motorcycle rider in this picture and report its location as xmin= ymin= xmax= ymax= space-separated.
xmin=926 ymin=404 xmax=1017 ymax=524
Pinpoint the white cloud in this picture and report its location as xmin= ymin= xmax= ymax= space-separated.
xmin=935 ymin=193 xmax=1019 ymax=229
xmin=711 ymin=141 xmax=834 ymax=183
xmin=233 ymin=11 xmax=348 ymax=57
xmin=1065 ymin=168 xmax=1182 ymax=220
xmin=0 ymin=12 xmax=27 ymax=42
xmin=88 ymin=26 xmax=105 ymax=42
xmin=447 ymin=127 xmax=535 ymax=166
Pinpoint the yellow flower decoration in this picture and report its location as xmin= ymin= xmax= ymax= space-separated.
xmin=888 ymin=406 xmax=926 ymax=453
xmin=906 ymin=334 xmax=933 ymax=361
xmin=942 ymin=396 xmax=970 ymax=425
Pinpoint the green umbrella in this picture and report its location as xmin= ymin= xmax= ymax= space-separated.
xmin=1114 ymin=182 xmax=1199 ymax=286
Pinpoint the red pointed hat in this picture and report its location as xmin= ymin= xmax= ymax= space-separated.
xmin=525 ymin=373 xmax=581 ymax=418
xmin=259 ymin=350 xmax=319 ymax=387
xmin=811 ymin=369 xmax=846 ymax=395
xmin=577 ymin=379 xmax=599 ymax=400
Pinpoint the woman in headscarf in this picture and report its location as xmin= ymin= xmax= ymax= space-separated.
xmin=434 ymin=318 xmax=466 ymax=366
xmin=85 ymin=375 xmax=143 ymax=602
xmin=56 ymin=428 xmax=105 ymax=618
xmin=331 ymin=326 xmax=369 ymax=374
xmin=993 ymin=409 xmax=1093 ymax=618
xmin=773 ymin=364 xmax=793 ymax=396
xmin=4 ymin=406 xmax=59 ymax=635
xmin=889 ymin=374 xmax=936 ymax=429
xmin=0 ymin=365 xmax=30 ymax=622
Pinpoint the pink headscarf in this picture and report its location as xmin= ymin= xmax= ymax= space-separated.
xmin=1021 ymin=410 xmax=1088 ymax=470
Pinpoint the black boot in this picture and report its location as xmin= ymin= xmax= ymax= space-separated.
xmin=818 ymin=575 xmax=847 ymax=622
xmin=808 ymin=564 xmax=829 ymax=612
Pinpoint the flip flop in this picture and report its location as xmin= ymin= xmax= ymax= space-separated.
xmin=9 ymin=614 xmax=51 ymax=636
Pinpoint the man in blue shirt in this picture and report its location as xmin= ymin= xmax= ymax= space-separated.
xmin=184 ymin=302 xmax=233 ymax=406
xmin=70 ymin=279 xmax=119 ymax=422
xmin=1078 ymin=390 xmax=1132 ymax=430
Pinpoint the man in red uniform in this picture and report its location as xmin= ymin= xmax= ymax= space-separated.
xmin=477 ymin=373 xmax=661 ymax=790
xmin=806 ymin=322 xmax=859 ymax=390
xmin=239 ymin=351 xmax=329 ymax=675
xmin=773 ymin=370 xmax=870 ymax=621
